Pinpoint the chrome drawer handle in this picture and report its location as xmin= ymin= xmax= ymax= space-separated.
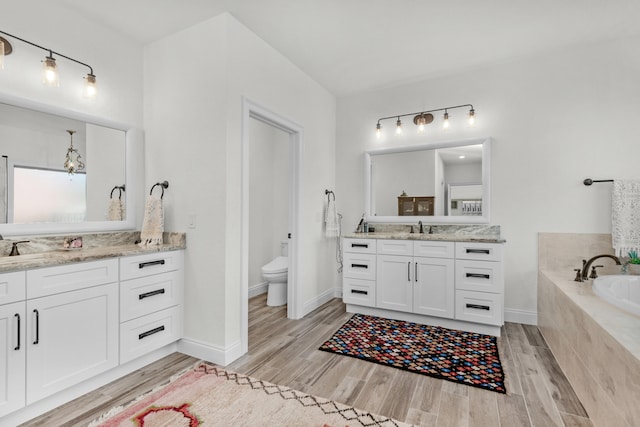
xmin=466 ymin=249 xmax=490 ymax=254
xmin=139 ymin=259 xmax=165 ymax=269
xmin=138 ymin=325 xmax=165 ymax=340
xmin=139 ymin=289 xmax=166 ymax=300
xmin=351 ymin=289 xmax=368 ymax=295
xmin=466 ymin=303 xmax=490 ymax=311
xmin=14 ymin=313 xmax=20 ymax=351
xmin=351 ymin=264 xmax=368 ymax=269
xmin=466 ymin=273 xmax=491 ymax=279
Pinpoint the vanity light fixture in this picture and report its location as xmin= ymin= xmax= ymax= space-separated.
xmin=375 ymin=104 xmax=475 ymax=137
xmin=0 ymin=30 xmax=97 ymax=99
xmin=64 ymin=130 xmax=85 ymax=175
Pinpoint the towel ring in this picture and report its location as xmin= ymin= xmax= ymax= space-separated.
xmin=150 ymin=180 xmax=169 ymax=199
xmin=110 ymin=185 xmax=125 ymax=200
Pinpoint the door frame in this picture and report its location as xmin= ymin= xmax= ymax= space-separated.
xmin=240 ymin=97 xmax=304 ymax=355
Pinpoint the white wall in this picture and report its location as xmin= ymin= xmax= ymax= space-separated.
xmin=144 ymin=13 xmax=337 ymax=358
xmin=336 ymin=34 xmax=640 ymax=322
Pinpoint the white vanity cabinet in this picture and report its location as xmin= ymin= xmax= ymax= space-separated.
xmin=377 ymin=241 xmax=455 ymax=318
xmin=343 ymin=239 xmax=377 ymax=307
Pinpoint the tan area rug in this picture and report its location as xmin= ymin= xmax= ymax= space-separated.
xmin=89 ymin=363 xmax=412 ymax=427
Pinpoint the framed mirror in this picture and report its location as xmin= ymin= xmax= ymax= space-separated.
xmin=0 ymin=95 xmax=139 ymax=236
xmin=365 ymin=137 xmax=491 ymax=224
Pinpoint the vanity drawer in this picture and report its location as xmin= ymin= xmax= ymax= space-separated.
xmin=455 ymin=242 xmax=502 ymax=262
xmin=455 ymin=260 xmax=503 ymax=293
xmin=343 ymin=278 xmax=376 ymax=307
xmin=27 ymin=259 xmax=118 ymax=299
xmin=455 ymin=290 xmax=503 ymax=326
xmin=120 ymin=305 xmax=182 ymax=364
xmin=0 ymin=271 xmax=26 ymax=305
xmin=343 ymin=253 xmax=376 ymax=280
xmin=377 ymin=239 xmax=413 ymax=256
xmin=120 ymin=250 xmax=184 ymax=281
xmin=343 ymin=238 xmax=376 ymax=254
xmin=120 ymin=270 xmax=183 ymax=322
xmin=414 ymin=241 xmax=454 ymax=258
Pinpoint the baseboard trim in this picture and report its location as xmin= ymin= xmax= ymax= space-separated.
xmin=302 ymin=287 xmax=337 ymax=315
xmin=178 ymin=337 xmax=242 ymax=367
xmin=249 ymin=282 xmax=268 ymax=298
xmin=504 ymin=308 xmax=537 ymax=325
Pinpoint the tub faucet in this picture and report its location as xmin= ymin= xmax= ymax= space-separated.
xmin=581 ymin=254 xmax=621 ymax=281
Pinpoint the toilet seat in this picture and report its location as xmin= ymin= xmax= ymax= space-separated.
xmin=261 ymin=256 xmax=288 ymax=274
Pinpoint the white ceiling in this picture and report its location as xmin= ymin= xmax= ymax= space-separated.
xmin=60 ymin=0 xmax=640 ymax=96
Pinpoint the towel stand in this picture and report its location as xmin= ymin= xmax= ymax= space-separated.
xmin=150 ymin=181 xmax=169 ymax=199
xmin=584 ymin=178 xmax=614 ymax=186
xmin=110 ymin=184 xmax=126 ymax=200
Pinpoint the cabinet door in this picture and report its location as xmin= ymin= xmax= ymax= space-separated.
xmin=376 ymin=255 xmax=413 ymax=313
xmin=0 ymin=302 xmax=26 ymax=417
xmin=26 ymin=283 xmax=118 ymax=404
xmin=414 ymin=257 xmax=455 ymax=318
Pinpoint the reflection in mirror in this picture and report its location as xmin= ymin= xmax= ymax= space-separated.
xmin=365 ymin=137 xmax=491 ymax=224
xmin=0 ymin=102 xmax=126 ymax=226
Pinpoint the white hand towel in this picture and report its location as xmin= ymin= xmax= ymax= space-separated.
xmin=325 ymin=199 xmax=339 ymax=238
xmin=612 ymin=179 xmax=640 ymax=256
xmin=107 ymin=198 xmax=124 ymax=221
xmin=139 ymin=194 xmax=164 ymax=245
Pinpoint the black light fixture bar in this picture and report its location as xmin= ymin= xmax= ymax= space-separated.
xmin=0 ymin=30 xmax=94 ymax=75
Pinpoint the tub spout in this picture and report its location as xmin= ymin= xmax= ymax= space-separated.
xmin=581 ymin=254 xmax=621 ymax=281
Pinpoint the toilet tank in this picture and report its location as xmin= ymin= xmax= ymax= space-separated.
xmin=281 ymin=240 xmax=289 ymax=257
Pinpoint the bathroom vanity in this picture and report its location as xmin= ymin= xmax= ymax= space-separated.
xmin=343 ymin=231 xmax=504 ymax=336
xmin=0 ymin=235 xmax=185 ymax=421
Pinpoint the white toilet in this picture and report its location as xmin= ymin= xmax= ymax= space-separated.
xmin=261 ymin=240 xmax=289 ymax=306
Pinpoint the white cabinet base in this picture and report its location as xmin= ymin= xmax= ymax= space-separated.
xmin=345 ymin=304 xmax=502 ymax=337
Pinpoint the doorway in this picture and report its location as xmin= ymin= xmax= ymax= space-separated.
xmin=240 ymin=98 xmax=303 ymax=355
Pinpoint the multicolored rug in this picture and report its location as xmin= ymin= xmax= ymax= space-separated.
xmin=89 ymin=363 xmax=411 ymax=427
xmin=319 ymin=314 xmax=506 ymax=394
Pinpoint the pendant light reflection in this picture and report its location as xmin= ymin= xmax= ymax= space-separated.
xmin=42 ymin=54 xmax=59 ymax=87
xmin=468 ymin=108 xmax=475 ymax=126
xmin=64 ymin=130 xmax=85 ymax=175
xmin=442 ymin=110 xmax=450 ymax=130
xmin=376 ymin=122 xmax=381 ymax=139
xmin=395 ymin=117 xmax=402 ymax=135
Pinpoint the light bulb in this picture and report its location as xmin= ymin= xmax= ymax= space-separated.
xmin=376 ymin=122 xmax=381 ymax=138
xmin=83 ymin=73 xmax=97 ymax=99
xmin=396 ymin=118 xmax=402 ymax=135
xmin=417 ymin=115 xmax=425 ymax=133
xmin=0 ymin=39 xmax=4 ymax=70
xmin=42 ymin=55 xmax=59 ymax=87
xmin=443 ymin=111 xmax=450 ymax=130
xmin=468 ymin=108 xmax=475 ymax=126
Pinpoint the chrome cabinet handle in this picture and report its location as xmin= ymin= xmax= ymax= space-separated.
xmin=33 ymin=309 xmax=39 ymax=345
xmin=14 ymin=313 xmax=20 ymax=351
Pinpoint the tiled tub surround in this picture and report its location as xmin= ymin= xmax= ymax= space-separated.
xmin=0 ymin=231 xmax=185 ymax=272
xmin=538 ymin=233 xmax=640 ymax=427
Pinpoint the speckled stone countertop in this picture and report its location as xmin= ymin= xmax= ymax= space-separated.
xmin=343 ymin=224 xmax=505 ymax=243
xmin=0 ymin=231 xmax=185 ymax=273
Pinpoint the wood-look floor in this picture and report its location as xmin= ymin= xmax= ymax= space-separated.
xmin=21 ymin=295 xmax=593 ymax=426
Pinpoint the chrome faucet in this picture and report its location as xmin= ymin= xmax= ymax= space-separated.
xmin=580 ymin=254 xmax=621 ymax=281
xmin=418 ymin=221 xmax=424 ymax=234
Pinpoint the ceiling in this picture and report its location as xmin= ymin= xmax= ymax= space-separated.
xmin=60 ymin=0 xmax=640 ymax=96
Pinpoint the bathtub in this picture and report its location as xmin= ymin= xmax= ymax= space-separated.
xmin=592 ymin=275 xmax=640 ymax=316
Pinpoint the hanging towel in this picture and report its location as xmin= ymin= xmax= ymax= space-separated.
xmin=139 ymin=194 xmax=164 ymax=245
xmin=107 ymin=198 xmax=124 ymax=221
xmin=612 ymin=179 xmax=640 ymax=257
xmin=325 ymin=198 xmax=339 ymax=238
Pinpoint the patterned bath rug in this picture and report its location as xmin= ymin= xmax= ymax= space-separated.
xmin=319 ymin=313 xmax=506 ymax=394
xmin=89 ymin=363 xmax=412 ymax=427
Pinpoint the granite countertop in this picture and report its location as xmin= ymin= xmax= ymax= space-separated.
xmin=343 ymin=232 xmax=506 ymax=243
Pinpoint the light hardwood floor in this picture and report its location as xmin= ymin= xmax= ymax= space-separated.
xmin=21 ymin=295 xmax=593 ymax=426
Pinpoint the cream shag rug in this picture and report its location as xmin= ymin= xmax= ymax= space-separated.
xmin=89 ymin=363 xmax=411 ymax=427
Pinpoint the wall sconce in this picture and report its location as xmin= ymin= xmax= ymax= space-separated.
xmin=0 ymin=30 xmax=97 ymax=99
xmin=375 ymin=104 xmax=476 ymax=138
xmin=64 ymin=130 xmax=85 ymax=174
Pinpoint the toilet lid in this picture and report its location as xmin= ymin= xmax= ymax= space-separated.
xmin=262 ymin=256 xmax=288 ymax=274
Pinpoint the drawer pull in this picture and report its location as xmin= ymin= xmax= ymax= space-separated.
xmin=351 ymin=289 xmax=368 ymax=295
xmin=408 ymin=262 xmax=411 ymax=282
xmin=466 ymin=249 xmax=490 ymax=254
xmin=139 ymin=259 xmax=166 ymax=269
xmin=351 ymin=243 xmax=369 ymax=248
xmin=351 ymin=263 xmax=368 ymax=269
xmin=14 ymin=313 xmax=20 ymax=351
xmin=33 ymin=309 xmax=39 ymax=345
xmin=466 ymin=273 xmax=491 ymax=279
xmin=138 ymin=325 xmax=165 ymax=340
xmin=139 ymin=289 xmax=166 ymax=300
xmin=466 ymin=303 xmax=491 ymax=311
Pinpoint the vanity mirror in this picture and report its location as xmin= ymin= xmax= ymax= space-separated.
xmin=365 ymin=137 xmax=491 ymax=224
xmin=0 ymin=97 xmax=138 ymax=236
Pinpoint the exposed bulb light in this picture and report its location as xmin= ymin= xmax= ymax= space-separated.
xmin=0 ymin=39 xmax=5 ymax=70
xmin=83 ymin=73 xmax=97 ymax=99
xmin=395 ymin=117 xmax=402 ymax=135
xmin=42 ymin=54 xmax=59 ymax=87
xmin=468 ymin=108 xmax=475 ymax=126
xmin=376 ymin=122 xmax=381 ymax=138
xmin=417 ymin=114 xmax=426 ymax=133
xmin=443 ymin=110 xmax=450 ymax=130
